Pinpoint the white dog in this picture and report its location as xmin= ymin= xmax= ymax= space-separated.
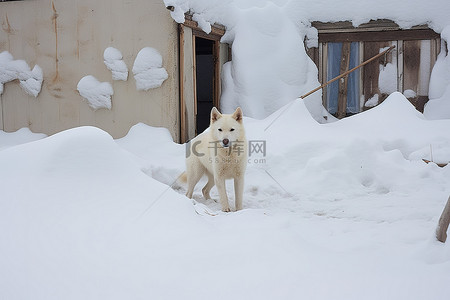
xmin=184 ymin=107 xmax=247 ymax=212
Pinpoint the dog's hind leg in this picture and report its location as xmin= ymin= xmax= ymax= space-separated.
xmin=202 ymin=172 xmax=215 ymax=200
xmin=185 ymin=166 xmax=205 ymax=199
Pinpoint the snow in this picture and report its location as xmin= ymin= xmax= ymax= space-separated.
xmin=76 ymin=75 xmax=114 ymax=110
xmin=219 ymin=1 xmax=327 ymax=122
xmin=404 ymin=89 xmax=418 ymax=99
xmin=364 ymin=94 xmax=379 ymax=108
xmin=419 ymin=40 xmax=432 ymax=96
xmin=0 ymin=127 xmax=47 ymax=151
xmin=379 ymin=62 xmax=397 ymax=95
xmin=378 ymin=47 xmax=398 ymax=95
xmin=1 ymin=92 xmax=450 ymax=299
xmin=103 ymin=47 xmax=128 ymax=81
xmin=428 ymin=41 xmax=450 ymax=100
xmin=425 ymin=26 xmax=450 ymax=118
xmin=0 ymin=51 xmax=43 ymax=97
xmin=424 ymin=85 xmax=450 ymax=119
xmin=2 ymin=0 xmax=450 ymax=298
xmin=192 ymin=13 xmax=212 ymax=34
xmin=132 ymin=47 xmax=168 ymax=91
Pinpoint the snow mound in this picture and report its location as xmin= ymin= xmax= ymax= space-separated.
xmin=425 ymin=26 xmax=450 ymax=120
xmin=77 ymin=75 xmax=113 ymax=110
xmin=365 ymin=94 xmax=379 ymax=108
xmin=424 ymin=86 xmax=450 ymax=119
xmin=116 ymin=123 xmax=184 ymax=186
xmin=132 ymin=47 xmax=168 ymax=91
xmin=403 ymin=89 xmax=417 ymax=99
xmin=0 ymin=126 xmax=201 ymax=299
xmin=244 ymin=98 xmax=321 ymax=154
xmin=354 ymin=92 xmax=424 ymax=122
xmin=0 ymin=127 xmax=47 ymax=151
xmin=1 ymin=115 xmax=450 ymax=298
xmin=325 ymin=93 xmax=433 ymax=158
xmin=117 ymin=123 xmax=176 ymax=152
xmin=219 ymin=2 xmax=324 ymax=122
xmin=428 ymin=26 xmax=450 ymax=101
xmin=103 ymin=47 xmax=128 ymax=81
xmin=0 ymin=51 xmax=43 ymax=97
xmin=379 ymin=63 xmax=398 ymax=95
xmin=237 ymin=92 xmax=450 ymax=215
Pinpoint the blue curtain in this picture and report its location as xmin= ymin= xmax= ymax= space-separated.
xmin=326 ymin=42 xmax=360 ymax=114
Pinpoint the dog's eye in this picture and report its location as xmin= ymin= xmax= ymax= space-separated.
xmin=230 ymin=128 xmax=235 ymax=132
xmin=218 ymin=128 xmax=222 ymax=132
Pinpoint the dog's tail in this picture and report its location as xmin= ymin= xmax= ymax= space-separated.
xmin=178 ymin=172 xmax=187 ymax=183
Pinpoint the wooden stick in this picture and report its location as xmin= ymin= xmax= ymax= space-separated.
xmin=436 ymin=196 xmax=450 ymax=243
xmin=422 ymin=159 xmax=448 ymax=168
xmin=300 ymin=45 xmax=396 ymax=99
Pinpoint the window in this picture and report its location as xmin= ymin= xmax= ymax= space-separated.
xmin=326 ymin=42 xmax=361 ymax=117
xmin=307 ymin=20 xmax=441 ymax=118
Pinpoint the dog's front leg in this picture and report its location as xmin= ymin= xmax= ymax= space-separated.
xmin=234 ymin=176 xmax=244 ymax=211
xmin=215 ymin=177 xmax=230 ymax=212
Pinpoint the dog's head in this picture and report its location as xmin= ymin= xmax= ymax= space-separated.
xmin=210 ymin=107 xmax=244 ymax=148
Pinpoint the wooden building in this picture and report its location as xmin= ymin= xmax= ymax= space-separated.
xmin=307 ymin=20 xmax=443 ymax=118
xmin=0 ymin=0 xmax=229 ymax=142
xmin=1 ymin=1 xmax=446 ymax=139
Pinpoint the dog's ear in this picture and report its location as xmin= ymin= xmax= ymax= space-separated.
xmin=211 ymin=107 xmax=222 ymax=123
xmin=232 ymin=107 xmax=243 ymax=123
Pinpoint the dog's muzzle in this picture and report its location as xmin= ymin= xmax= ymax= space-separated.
xmin=222 ymin=138 xmax=230 ymax=148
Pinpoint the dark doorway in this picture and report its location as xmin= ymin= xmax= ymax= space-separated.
xmin=195 ymin=37 xmax=215 ymax=134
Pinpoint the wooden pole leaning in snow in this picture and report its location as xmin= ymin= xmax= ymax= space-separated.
xmin=436 ymin=196 xmax=450 ymax=243
xmin=300 ymin=45 xmax=396 ymax=99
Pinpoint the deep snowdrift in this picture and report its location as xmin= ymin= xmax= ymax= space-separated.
xmin=1 ymin=94 xmax=450 ymax=299
xmin=0 ymin=126 xmax=205 ymax=299
xmin=0 ymin=127 xmax=47 ymax=151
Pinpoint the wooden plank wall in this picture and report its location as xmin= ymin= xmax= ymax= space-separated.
xmin=402 ymin=39 xmax=441 ymax=112
xmin=0 ymin=0 xmax=181 ymax=139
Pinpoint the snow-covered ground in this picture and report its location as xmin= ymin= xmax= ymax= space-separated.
xmin=1 ymin=92 xmax=450 ymax=299
xmin=3 ymin=1 xmax=450 ymax=297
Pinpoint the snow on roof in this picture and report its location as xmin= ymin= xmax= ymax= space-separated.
xmin=165 ymin=0 xmax=450 ymax=33
xmin=164 ymin=0 xmax=450 ymax=120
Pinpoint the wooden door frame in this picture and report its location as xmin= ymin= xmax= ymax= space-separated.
xmin=178 ymin=15 xmax=227 ymax=143
xmin=192 ymin=34 xmax=221 ymax=135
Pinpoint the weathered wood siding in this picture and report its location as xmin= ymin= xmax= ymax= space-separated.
xmin=0 ymin=0 xmax=179 ymax=139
